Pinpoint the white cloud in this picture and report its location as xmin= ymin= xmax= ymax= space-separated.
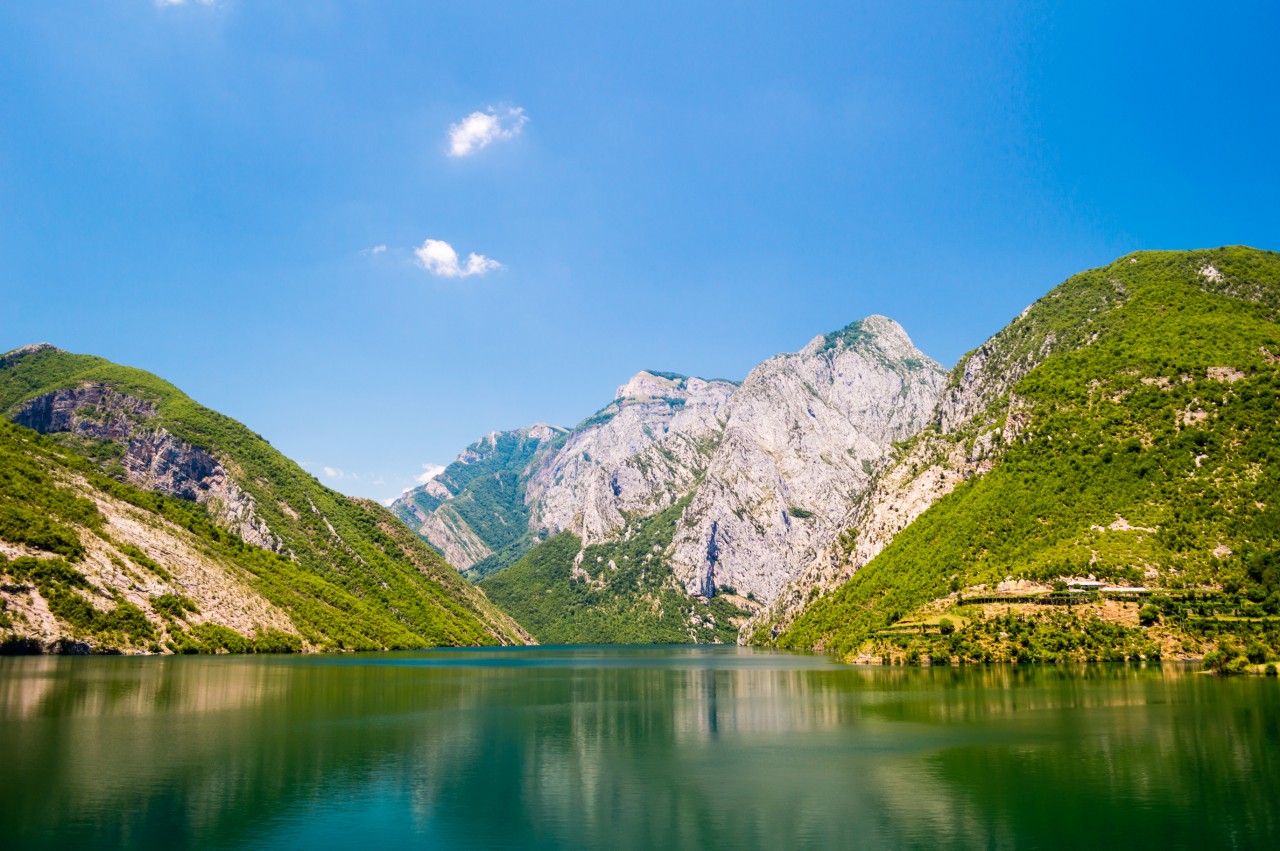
xmin=361 ymin=244 xmax=387 ymax=256
xmin=322 ymin=466 xmax=343 ymax=479
xmin=416 ymin=463 xmax=446 ymax=484
xmin=448 ymin=106 xmax=528 ymax=157
xmin=414 ymin=239 xmax=503 ymax=278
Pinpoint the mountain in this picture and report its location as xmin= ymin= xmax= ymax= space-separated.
xmin=765 ymin=246 xmax=1280 ymax=664
xmin=0 ymin=345 xmax=528 ymax=654
xmin=526 ymin=371 xmax=737 ymax=544
xmin=392 ymin=424 xmax=568 ymax=579
xmin=478 ymin=497 xmax=751 ymax=645
xmin=465 ymin=319 xmax=944 ymax=644
xmin=669 ymin=315 xmax=947 ymax=603
xmin=391 ymin=370 xmax=737 ymax=578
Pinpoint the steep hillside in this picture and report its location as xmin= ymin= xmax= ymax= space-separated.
xmin=392 ymin=424 xmax=567 ymax=579
xmin=526 ymin=371 xmax=737 ymax=543
xmin=391 ymin=370 xmax=737 ymax=577
xmin=479 ymin=498 xmax=753 ymax=644
xmin=0 ymin=346 xmax=528 ymax=653
xmin=669 ymin=315 xmax=946 ymax=603
xmin=771 ymin=247 xmax=1280 ymax=664
xmin=470 ymin=317 xmax=943 ymax=644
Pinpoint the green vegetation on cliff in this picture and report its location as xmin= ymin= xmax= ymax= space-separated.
xmin=480 ymin=498 xmax=750 ymax=644
xmin=393 ymin=427 xmax=566 ymax=579
xmin=779 ymin=247 xmax=1280 ymax=661
xmin=0 ymin=350 xmax=526 ymax=652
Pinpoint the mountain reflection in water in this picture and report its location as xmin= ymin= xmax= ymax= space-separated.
xmin=1 ymin=647 xmax=1275 ymax=850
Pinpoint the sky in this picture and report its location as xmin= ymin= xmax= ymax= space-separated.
xmin=2 ymin=1 xmax=1278 ymax=504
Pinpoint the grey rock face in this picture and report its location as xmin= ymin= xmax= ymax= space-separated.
xmin=747 ymin=298 xmax=1086 ymax=639
xmin=394 ymin=371 xmax=737 ymax=572
xmin=13 ymin=384 xmax=282 ymax=552
xmin=935 ymin=321 xmax=1054 ymax=434
xmin=391 ymin=423 xmax=568 ymax=571
xmin=668 ymin=316 xmax=946 ymax=604
xmin=526 ymin=371 xmax=736 ymax=543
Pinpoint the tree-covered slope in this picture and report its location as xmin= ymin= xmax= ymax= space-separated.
xmin=479 ymin=498 xmax=753 ymax=644
xmin=777 ymin=247 xmax=1280 ymax=662
xmin=0 ymin=346 xmax=528 ymax=652
xmin=391 ymin=425 xmax=567 ymax=580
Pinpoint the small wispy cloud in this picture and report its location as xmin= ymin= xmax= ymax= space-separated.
xmin=448 ymin=106 xmax=528 ymax=157
xmin=322 ymin=466 xmax=343 ymax=479
xmin=156 ymin=0 xmax=214 ymax=7
xmin=360 ymin=244 xmax=387 ymax=256
xmin=416 ymin=463 xmax=446 ymax=484
xmin=414 ymin=239 xmax=502 ymax=278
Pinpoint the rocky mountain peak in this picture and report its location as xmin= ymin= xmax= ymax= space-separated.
xmin=802 ymin=315 xmax=927 ymax=364
xmin=615 ymin=370 xmax=686 ymax=400
xmin=669 ymin=315 xmax=947 ymax=603
xmin=613 ymin=370 xmax=737 ymax=403
xmin=525 ymin=422 xmax=568 ymax=441
xmin=0 ymin=343 xmax=62 ymax=368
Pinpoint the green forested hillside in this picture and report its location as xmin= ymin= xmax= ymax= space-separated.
xmin=0 ymin=347 xmax=526 ymax=652
xmin=392 ymin=427 xmax=566 ymax=580
xmin=480 ymin=498 xmax=751 ymax=644
xmin=779 ymin=247 xmax=1280 ymax=663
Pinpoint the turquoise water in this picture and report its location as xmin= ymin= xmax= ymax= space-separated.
xmin=1 ymin=646 xmax=1276 ymax=849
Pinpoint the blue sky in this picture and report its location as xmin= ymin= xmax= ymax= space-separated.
xmin=2 ymin=1 xmax=1277 ymax=503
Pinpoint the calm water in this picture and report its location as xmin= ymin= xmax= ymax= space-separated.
xmin=1 ymin=647 xmax=1276 ymax=850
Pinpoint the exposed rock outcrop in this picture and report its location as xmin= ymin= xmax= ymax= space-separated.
xmin=13 ymin=384 xmax=282 ymax=552
xmin=393 ymin=371 xmax=736 ymax=573
xmin=668 ymin=316 xmax=947 ymax=604
xmin=526 ymin=371 xmax=736 ymax=543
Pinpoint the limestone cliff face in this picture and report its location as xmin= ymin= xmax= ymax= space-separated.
xmin=393 ymin=372 xmax=736 ymax=574
xmin=526 ymin=372 xmax=737 ymax=543
xmin=0 ymin=472 xmax=303 ymax=653
xmin=667 ymin=316 xmax=946 ymax=604
xmin=744 ymin=277 xmax=1123 ymax=639
xmin=13 ymin=384 xmax=282 ymax=552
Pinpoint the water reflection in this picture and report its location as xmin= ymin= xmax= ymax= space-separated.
xmin=1 ymin=649 xmax=1275 ymax=850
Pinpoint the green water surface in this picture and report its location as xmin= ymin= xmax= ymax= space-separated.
xmin=1 ymin=647 xmax=1276 ymax=849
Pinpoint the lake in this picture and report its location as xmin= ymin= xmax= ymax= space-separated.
xmin=1 ymin=646 xmax=1276 ymax=849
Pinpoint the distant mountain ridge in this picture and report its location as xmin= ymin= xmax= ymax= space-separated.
xmin=392 ymin=423 xmax=568 ymax=579
xmin=392 ymin=369 xmax=739 ymax=579
xmin=399 ymin=316 xmax=946 ymax=644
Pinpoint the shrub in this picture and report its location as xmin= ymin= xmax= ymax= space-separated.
xmin=253 ymin=629 xmax=303 ymax=654
xmin=151 ymin=593 xmax=199 ymax=621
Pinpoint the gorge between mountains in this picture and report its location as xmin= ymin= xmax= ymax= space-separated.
xmin=3 ymin=247 xmax=1280 ymax=666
